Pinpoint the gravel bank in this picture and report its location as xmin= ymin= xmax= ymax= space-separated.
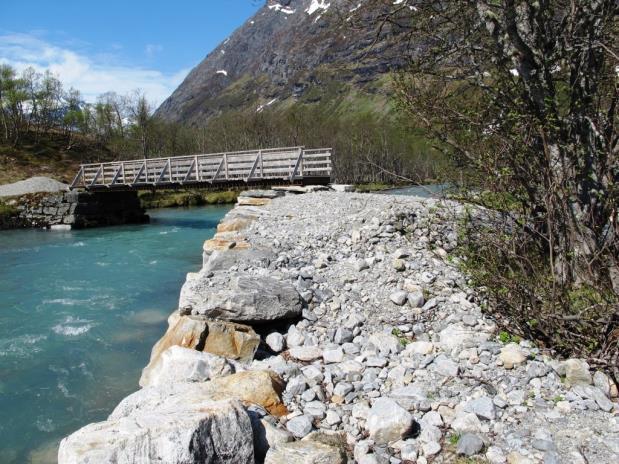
xmin=59 ymin=190 xmax=619 ymax=464
xmin=0 ymin=176 xmax=68 ymax=198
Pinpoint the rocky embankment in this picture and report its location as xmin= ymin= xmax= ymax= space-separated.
xmin=59 ymin=189 xmax=619 ymax=463
xmin=1 ymin=189 xmax=148 ymax=230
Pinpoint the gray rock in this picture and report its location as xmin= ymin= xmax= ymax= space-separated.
xmin=265 ymin=431 xmax=346 ymax=464
xmin=593 ymin=370 xmax=612 ymax=397
xmin=286 ymin=326 xmax=305 ymax=347
xmin=564 ymin=359 xmax=592 ymax=386
xmin=366 ymin=398 xmax=414 ymax=444
xmin=355 ymin=259 xmax=370 ymax=272
xmin=323 ymin=347 xmax=344 ymax=363
xmin=392 ymin=259 xmax=406 ymax=272
xmin=334 ymin=327 xmax=353 ymax=344
xmin=572 ymin=385 xmax=614 ymax=412
xmin=289 ymin=346 xmax=323 ymax=362
xmin=266 ymin=332 xmax=285 ymax=352
xmin=180 ymin=274 xmax=302 ymax=323
xmin=390 ymin=291 xmax=408 ymax=306
xmin=286 ymin=415 xmax=314 ymax=438
xmin=432 ymin=355 xmax=459 ymax=377
xmin=467 ymin=396 xmax=496 ymax=420
xmin=457 ymin=433 xmax=484 ymax=456
xmin=333 ymin=382 xmax=353 ymax=397
xmin=58 ymin=398 xmax=253 ymax=464
xmin=140 ymin=346 xmax=232 ymax=388
xmin=250 ymin=414 xmax=293 ymax=461
xmin=407 ymin=291 xmax=425 ymax=308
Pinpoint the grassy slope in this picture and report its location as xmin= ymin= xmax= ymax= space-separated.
xmin=0 ymin=132 xmax=116 ymax=185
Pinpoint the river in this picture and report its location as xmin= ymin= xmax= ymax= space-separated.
xmin=0 ymin=205 xmax=231 ymax=463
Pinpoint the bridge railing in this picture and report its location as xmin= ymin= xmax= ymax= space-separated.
xmin=70 ymin=146 xmax=332 ymax=189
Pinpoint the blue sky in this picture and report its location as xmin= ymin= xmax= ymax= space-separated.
xmin=0 ymin=0 xmax=263 ymax=105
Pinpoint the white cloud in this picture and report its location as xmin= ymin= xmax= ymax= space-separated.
xmin=0 ymin=33 xmax=188 ymax=106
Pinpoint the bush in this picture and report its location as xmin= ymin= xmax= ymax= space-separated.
xmin=459 ymin=210 xmax=618 ymax=377
xmin=138 ymin=189 xmax=238 ymax=209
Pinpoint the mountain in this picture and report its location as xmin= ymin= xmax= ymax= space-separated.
xmin=155 ymin=0 xmax=409 ymax=125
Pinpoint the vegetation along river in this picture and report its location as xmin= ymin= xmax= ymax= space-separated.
xmin=0 ymin=204 xmax=231 ymax=463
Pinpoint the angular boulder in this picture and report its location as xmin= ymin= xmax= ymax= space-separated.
xmin=180 ymin=274 xmax=302 ymax=324
xmin=58 ymin=399 xmax=253 ymax=464
xmin=140 ymin=316 xmax=260 ymax=387
xmin=366 ymin=397 xmax=415 ymax=444
xmin=140 ymin=345 xmax=233 ymax=388
xmin=205 ymin=370 xmax=288 ymax=417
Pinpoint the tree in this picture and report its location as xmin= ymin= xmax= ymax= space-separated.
xmin=128 ymin=91 xmax=154 ymax=158
xmin=348 ymin=0 xmax=618 ymax=368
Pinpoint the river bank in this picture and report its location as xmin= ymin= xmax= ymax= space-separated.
xmin=59 ymin=190 xmax=618 ymax=463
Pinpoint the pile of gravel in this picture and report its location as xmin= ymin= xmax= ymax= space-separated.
xmin=0 ymin=177 xmax=69 ymax=198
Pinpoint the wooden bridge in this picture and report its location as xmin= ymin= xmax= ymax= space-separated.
xmin=70 ymin=147 xmax=332 ymax=191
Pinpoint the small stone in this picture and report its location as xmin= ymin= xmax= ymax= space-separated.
xmin=572 ymin=385 xmax=614 ymax=412
xmin=266 ymin=332 xmax=285 ymax=352
xmin=301 ymin=389 xmax=316 ymax=402
xmin=593 ymin=371 xmax=612 ymax=397
xmin=286 ymin=376 xmax=307 ymax=396
xmin=366 ymin=356 xmax=388 ymax=368
xmin=334 ymin=327 xmax=353 ymax=344
xmin=499 ymin=343 xmax=526 ymax=369
xmin=400 ymin=444 xmax=417 ymax=461
xmin=486 ymin=446 xmax=507 ymax=464
xmin=333 ymin=382 xmax=353 ymax=397
xmin=564 ymin=359 xmax=592 ymax=386
xmin=405 ymin=341 xmax=434 ymax=355
xmin=323 ymin=347 xmax=344 ymax=364
xmin=366 ymin=398 xmax=414 ymax=444
xmin=423 ymin=441 xmax=441 ymax=456
xmin=393 ymin=259 xmax=406 ymax=272
xmin=407 ymin=291 xmax=425 ymax=308
xmin=325 ymin=410 xmax=341 ymax=425
xmin=286 ymin=326 xmax=305 ymax=348
xmin=304 ymin=401 xmax=327 ymax=419
xmin=393 ymin=248 xmax=410 ymax=259
xmin=421 ymin=411 xmax=443 ymax=427
xmin=352 ymin=402 xmax=371 ymax=420
xmin=432 ymin=355 xmax=459 ymax=377
xmin=355 ymin=259 xmax=370 ymax=272
xmin=457 ymin=433 xmax=484 ymax=456
xmin=289 ymin=346 xmax=322 ymax=361
xmin=390 ymin=291 xmax=408 ymax=306
xmin=286 ymin=415 xmax=313 ymax=438
xmin=506 ymin=451 xmax=534 ymax=464
xmin=467 ymin=396 xmax=496 ymax=420
xmin=451 ymin=412 xmax=482 ymax=433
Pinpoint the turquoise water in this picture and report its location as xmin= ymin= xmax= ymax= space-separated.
xmin=0 ymin=205 xmax=230 ymax=463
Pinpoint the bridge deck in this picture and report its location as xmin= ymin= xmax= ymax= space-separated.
xmin=70 ymin=147 xmax=332 ymax=191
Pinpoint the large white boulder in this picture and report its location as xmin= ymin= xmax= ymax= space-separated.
xmin=180 ymin=274 xmax=302 ymax=323
xmin=58 ymin=399 xmax=253 ymax=464
xmin=141 ymin=345 xmax=233 ymax=388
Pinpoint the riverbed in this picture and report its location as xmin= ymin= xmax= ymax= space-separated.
xmin=0 ymin=205 xmax=230 ymax=463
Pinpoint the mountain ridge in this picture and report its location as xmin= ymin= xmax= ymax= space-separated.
xmin=155 ymin=0 xmax=409 ymax=125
